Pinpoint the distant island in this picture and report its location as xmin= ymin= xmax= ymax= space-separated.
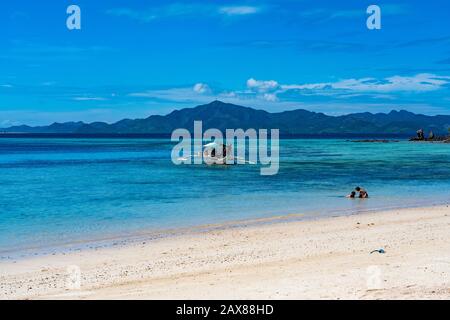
xmin=3 ymin=100 xmax=450 ymax=135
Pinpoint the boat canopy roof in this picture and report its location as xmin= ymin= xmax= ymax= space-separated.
xmin=203 ymin=142 xmax=223 ymax=149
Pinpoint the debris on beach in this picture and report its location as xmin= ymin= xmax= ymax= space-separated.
xmin=370 ymin=249 xmax=386 ymax=254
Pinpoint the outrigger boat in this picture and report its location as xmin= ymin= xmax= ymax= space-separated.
xmin=202 ymin=142 xmax=233 ymax=165
xmin=177 ymin=142 xmax=255 ymax=165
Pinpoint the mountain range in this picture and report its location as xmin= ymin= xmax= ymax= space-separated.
xmin=3 ymin=100 xmax=450 ymax=135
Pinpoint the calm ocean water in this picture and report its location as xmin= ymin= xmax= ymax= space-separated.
xmin=0 ymin=137 xmax=449 ymax=256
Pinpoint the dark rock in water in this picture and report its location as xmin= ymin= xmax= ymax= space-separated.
xmin=409 ymin=136 xmax=449 ymax=142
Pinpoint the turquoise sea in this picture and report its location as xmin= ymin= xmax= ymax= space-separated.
xmin=0 ymin=137 xmax=449 ymax=258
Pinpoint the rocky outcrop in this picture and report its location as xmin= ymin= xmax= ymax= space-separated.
xmin=410 ymin=136 xmax=450 ymax=142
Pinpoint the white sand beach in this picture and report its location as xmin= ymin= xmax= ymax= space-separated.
xmin=1 ymin=205 xmax=449 ymax=300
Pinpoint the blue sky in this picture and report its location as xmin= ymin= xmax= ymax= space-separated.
xmin=1 ymin=0 xmax=450 ymax=126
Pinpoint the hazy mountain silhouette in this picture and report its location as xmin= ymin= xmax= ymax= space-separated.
xmin=3 ymin=101 xmax=450 ymax=135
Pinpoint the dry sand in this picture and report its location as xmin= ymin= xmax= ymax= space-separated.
xmin=1 ymin=205 xmax=449 ymax=300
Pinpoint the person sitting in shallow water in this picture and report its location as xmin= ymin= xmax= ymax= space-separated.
xmin=355 ymin=186 xmax=369 ymax=198
xmin=346 ymin=191 xmax=356 ymax=198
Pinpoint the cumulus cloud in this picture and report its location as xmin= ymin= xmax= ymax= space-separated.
xmin=246 ymin=78 xmax=279 ymax=92
xmin=128 ymin=73 xmax=450 ymax=116
xmin=193 ymin=83 xmax=211 ymax=94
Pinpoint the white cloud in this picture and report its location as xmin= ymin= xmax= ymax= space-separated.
xmin=263 ymin=93 xmax=278 ymax=102
xmin=129 ymin=84 xmax=283 ymax=109
xmin=0 ymin=84 xmax=13 ymax=88
xmin=248 ymin=74 xmax=450 ymax=102
xmin=331 ymin=74 xmax=450 ymax=92
xmin=219 ymin=6 xmax=260 ymax=16
xmin=246 ymin=78 xmax=279 ymax=92
xmin=127 ymin=74 xmax=450 ymax=116
xmin=193 ymin=83 xmax=210 ymax=94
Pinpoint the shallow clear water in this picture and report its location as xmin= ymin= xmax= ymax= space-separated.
xmin=0 ymin=138 xmax=449 ymax=256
